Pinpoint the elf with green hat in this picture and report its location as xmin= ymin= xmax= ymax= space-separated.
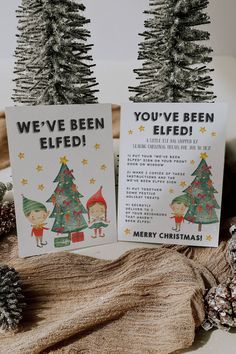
xmin=22 ymin=195 xmax=50 ymax=248
xmin=170 ymin=194 xmax=189 ymax=232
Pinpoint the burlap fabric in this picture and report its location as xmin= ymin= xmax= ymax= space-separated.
xmin=0 ymin=230 xmax=233 ymax=354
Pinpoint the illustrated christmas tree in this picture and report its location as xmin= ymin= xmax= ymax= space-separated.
xmin=129 ymin=0 xmax=215 ymax=103
xmin=13 ymin=0 xmax=98 ymax=105
xmin=183 ymin=153 xmax=220 ymax=232
xmin=47 ymin=157 xmax=88 ymax=239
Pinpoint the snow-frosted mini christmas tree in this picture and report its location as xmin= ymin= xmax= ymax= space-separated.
xmin=129 ymin=0 xmax=215 ymax=103
xmin=13 ymin=0 xmax=98 ymax=105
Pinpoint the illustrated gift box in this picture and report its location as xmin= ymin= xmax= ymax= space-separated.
xmin=71 ymin=232 xmax=84 ymax=243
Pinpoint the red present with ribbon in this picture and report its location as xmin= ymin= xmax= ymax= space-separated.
xmin=71 ymin=232 xmax=84 ymax=243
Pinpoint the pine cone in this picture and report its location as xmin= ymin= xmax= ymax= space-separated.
xmin=202 ymin=278 xmax=236 ymax=330
xmin=0 ymin=201 xmax=16 ymax=236
xmin=0 ymin=182 xmax=13 ymax=203
xmin=0 ymin=265 xmax=25 ymax=331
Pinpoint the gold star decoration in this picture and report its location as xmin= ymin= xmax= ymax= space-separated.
xmin=124 ymin=228 xmax=131 ymax=236
xmin=60 ymin=156 xmax=68 ymax=165
xmin=200 ymin=152 xmax=208 ymax=160
xmin=37 ymin=184 xmax=45 ymax=191
xmin=169 ymin=188 xmax=175 ymax=194
xmin=21 ymin=179 xmax=28 ymax=186
xmin=36 ymin=164 xmax=43 ymax=172
xmin=190 ymin=160 xmax=195 ymax=165
xmin=81 ymin=159 xmax=88 ymax=166
xmin=179 ymin=181 xmax=187 ymax=188
xmin=128 ymin=130 xmax=133 ymax=135
xmin=200 ymin=127 xmax=207 ymax=134
xmin=94 ymin=144 xmax=101 ymax=150
xmin=18 ymin=152 xmax=25 ymax=160
xmin=89 ymin=178 xmax=96 ymax=185
xmin=211 ymin=132 xmax=217 ymax=137
xmin=100 ymin=164 xmax=107 ymax=171
xmin=206 ymin=235 xmax=213 ymax=242
xmin=138 ymin=125 xmax=145 ymax=132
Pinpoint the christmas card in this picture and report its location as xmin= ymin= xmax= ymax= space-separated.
xmin=118 ymin=103 xmax=227 ymax=247
xmin=5 ymin=104 xmax=116 ymax=257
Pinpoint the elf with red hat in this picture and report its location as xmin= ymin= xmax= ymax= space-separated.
xmin=86 ymin=187 xmax=109 ymax=238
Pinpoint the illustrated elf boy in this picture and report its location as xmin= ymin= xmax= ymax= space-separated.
xmin=86 ymin=187 xmax=109 ymax=238
xmin=22 ymin=195 xmax=50 ymax=248
xmin=170 ymin=195 xmax=189 ymax=232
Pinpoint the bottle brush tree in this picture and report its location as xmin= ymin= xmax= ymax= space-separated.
xmin=13 ymin=0 xmax=98 ymax=105
xmin=129 ymin=0 xmax=215 ymax=103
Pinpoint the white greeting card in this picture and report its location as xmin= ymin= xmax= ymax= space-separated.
xmin=6 ymin=104 xmax=116 ymax=257
xmin=118 ymin=103 xmax=227 ymax=247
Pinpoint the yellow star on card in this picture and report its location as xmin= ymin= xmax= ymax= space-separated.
xmin=169 ymin=188 xmax=175 ymax=194
xmin=38 ymin=184 xmax=45 ymax=191
xmin=21 ymin=179 xmax=28 ymax=186
xmin=18 ymin=152 xmax=25 ymax=160
xmin=81 ymin=159 xmax=88 ymax=166
xmin=89 ymin=178 xmax=96 ymax=185
xmin=36 ymin=164 xmax=43 ymax=172
xmin=138 ymin=125 xmax=145 ymax=132
xmin=94 ymin=144 xmax=101 ymax=150
xmin=206 ymin=235 xmax=213 ymax=242
xmin=211 ymin=132 xmax=217 ymax=137
xmin=179 ymin=181 xmax=187 ymax=188
xmin=101 ymin=164 xmax=107 ymax=171
xmin=190 ymin=160 xmax=195 ymax=165
xmin=60 ymin=156 xmax=68 ymax=165
xmin=200 ymin=152 xmax=208 ymax=160
xmin=128 ymin=130 xmax=133 ymax=135
xmin=200 ymin=127 xmax=207 ymax=134
xmin=124 ymin=228 xmax=131 ymax=236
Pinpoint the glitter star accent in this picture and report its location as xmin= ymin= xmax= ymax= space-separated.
xmin=36 ymin=164 xmax=43 ymax=172
xmin=179 ymin=181 xmax=187 ymax=188
xmin=128 ymin=130 xmax=133 ymax=135
xmin=200 ymin=127 xmax=207 ymax=134
xmin=124 ymin=228 xmax=131 ymax=236
xmin=100 ymin=164 xmax=107 ymax=171
xmin=211 ymin=132 xmax=217 ymax=137
xmin=60 ymin=156 xmax=68 ymax=165
xmin=94 ymin=144 xmax=101 ymax=150
xmin=190 ymin=160 xmax=195 ymax=165
xmin=89 ymin=178 xmax=96 ymax=185
xmin=169 ymin=188 xmax=175 ymax=194
xmin=206 ymin=235 xmax=213 ymax=242
xmin=38 ymin=184 xmax=45 ymax=191
xmin=21 ymin=179 xmax=28 ymax=186
xmin=200 ymin=152 xmax=208 ymax=160
xmin=81 ymin=159 xmax=88 ymax=166
xmin=18 ymin=152 xmax=25 ymax=160
xmin=138 ymin=125 xmax=145 ymax=132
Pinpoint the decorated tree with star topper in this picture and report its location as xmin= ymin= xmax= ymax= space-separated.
xmin=183 ymin=153 xmax=220 ymax=232
xmin=12 ymin=0 xmax=98 ymax=105
xmin=129 ymin=0 xmax=215 ymax=103
xmin=46 ymin=157 xmax=88 ymax=238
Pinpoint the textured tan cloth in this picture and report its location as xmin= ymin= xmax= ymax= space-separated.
xmin=0 ymin=230 xmax=233 ymax=354
xmin=0 ymin=111 xmax=10 ymax=170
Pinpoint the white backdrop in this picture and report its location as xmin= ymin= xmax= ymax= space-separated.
xmin=0 ymin=0 xmax=236 ymax=140
xmin=0 ymin=0 xmax=236 ymax=60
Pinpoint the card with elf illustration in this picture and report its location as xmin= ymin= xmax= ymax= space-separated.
xmin=5 ymin=104 xmax=116 ymax=257
xmin=118 ymin=103 xmax=227 ymax=247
